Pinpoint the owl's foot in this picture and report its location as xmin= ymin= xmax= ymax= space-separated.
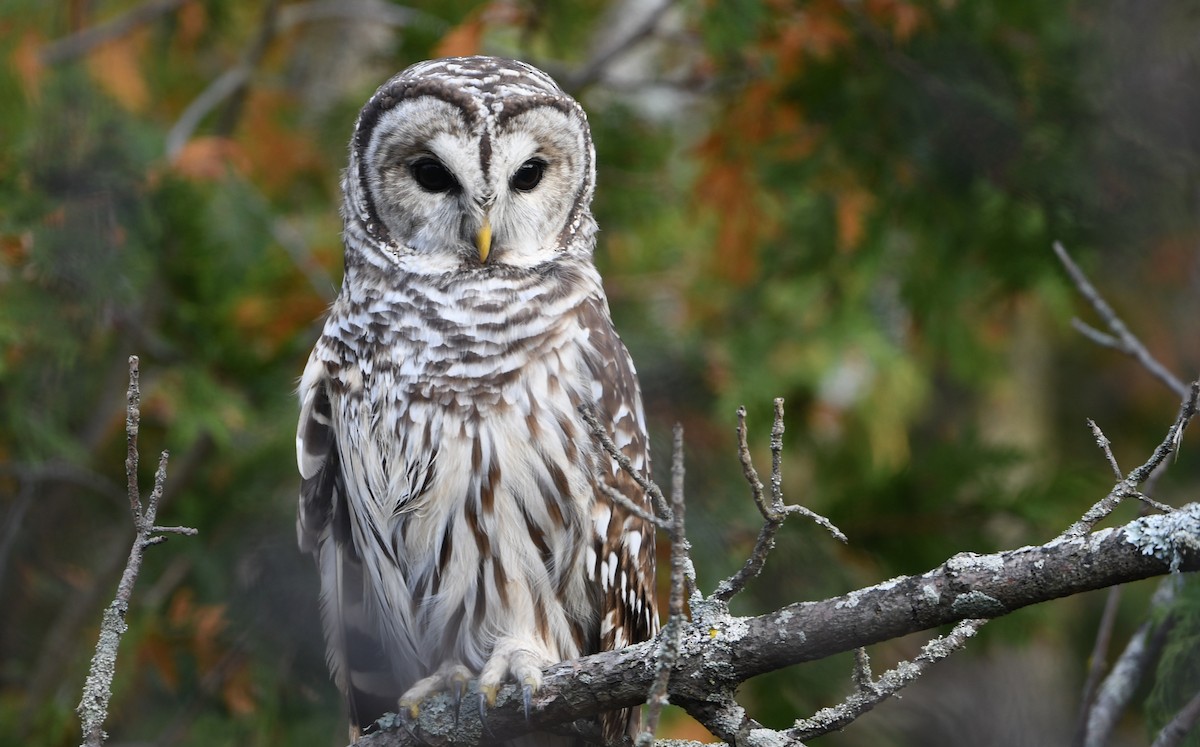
xmin=477 ymin=638 xmax=550 ymax=727
xmin=397 ymin=662 xmax=474 ymax=720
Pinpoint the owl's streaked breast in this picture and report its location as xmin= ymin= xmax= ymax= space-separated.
xmin=311 ymin=266 xmax=605 ymax=686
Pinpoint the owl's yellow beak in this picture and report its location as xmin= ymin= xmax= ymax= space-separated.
xmin=476 ymin=219 xmax=492 ymax=263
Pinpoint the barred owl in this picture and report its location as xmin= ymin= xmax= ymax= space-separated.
xmin=296 ymin=57 xmax=658 ymax=745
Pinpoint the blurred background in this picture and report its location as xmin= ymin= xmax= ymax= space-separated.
xmin=2 ymin=1 xmax=1199 ymax=745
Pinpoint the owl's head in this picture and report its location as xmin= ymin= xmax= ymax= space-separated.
xmin=343 ymin=56 xmax=597 ymax=272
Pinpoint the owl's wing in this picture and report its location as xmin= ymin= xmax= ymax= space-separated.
xmin=296 ymin=363 xmax=398 ymax=735
xmin=578 ymin=297 xmax=659 ymax=737
xmin=579 ymin=298 xmax=659 ymax=736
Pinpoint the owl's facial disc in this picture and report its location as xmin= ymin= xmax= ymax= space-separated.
xmin=363 ymin=95 xmax=587 ymax=268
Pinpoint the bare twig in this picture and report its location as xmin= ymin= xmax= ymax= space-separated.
xmin=1053 ymin=242 xmax=1189 ymax=400
xmin=567 ymin=0 xmax=678 ymax=90
xmin=124 ymin=357 xmax=143 ymax=530
xmin=851 ymin=648 xmax=873 ymax=693
xmin=637 ymin=425 xmax=689 ymax=745
xmin=39 ymin=0 xmax=190 ymax=65
xmin=1150 ymin=687 xmax=1200 ymax=747
xmin=166 ymin=0 xmax=280 ymax=158
xmin=1072 ymin=585 xmax=1124 ymax=746
xmin=598 ymin=482 xmax=668 ymax=529
xmin=791 ymin=619 xmax=986 ymax=740
xmin=1088 ymin=419 xmax=1123 ymax=480
xmin=769 ymin=398 xmax=784 ymax=509
xmin=165 ymin=67 xmax=252 ymax=159
xmin=166 ymin=1 xmax=444 ymax=159
xmin=579 ymin=404 xmax=672 ymax=521
xmin=76 ymin=356 xmax=197 ymax=747
xmin=1084 ymin=578 xmax=1180 ymax=747
xmin=1063 ymin=382 xmax=1197 ymax=538
xmin=712 ymin=401 xmax=845 ymax=602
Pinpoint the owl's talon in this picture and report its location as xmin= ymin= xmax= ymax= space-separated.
xmin=477 ymin=692 xmax=496 ymax=739
xmin=450 ymin=675 xmax=468 ymax=728
xmin=522 ymin=683 xmax=533 ymax=723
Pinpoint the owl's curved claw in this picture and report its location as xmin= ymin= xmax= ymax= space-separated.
xmin=522 ymin=682 xmax=533 ymax=724
xmin=477 ymin=691 xmax=497 ymax=739
xmin=448 ymin=674 xmax=468 ymax=728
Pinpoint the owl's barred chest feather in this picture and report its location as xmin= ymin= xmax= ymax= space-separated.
xmin=312 ymin=268 xmax=609 ymax=682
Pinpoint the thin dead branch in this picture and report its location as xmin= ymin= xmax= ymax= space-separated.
xmin=712 ymin=400 xmax=845 ymax=603
xmin=637 ymin=425 xmax=690 ymax=745
xmin=1150 ymin=686 xmax=1200 ymax=747
xmin=790 ymin=618 xmax=986 ymax=740
xmin=76 ymin=357 xmax=197 ymax=747
xmin=1072 ymin=585 xmax=1124 ymax=747
xmin=1053 ymin=242 xmax=1189 ymax=400
xmin=1087 ymin=419 xmax=1124 ymax=480
xmin=39 ymin=0 xmax=190 ymax=65
xmin=567 ymin=0 xmax=678 ymax=90
xmin=1062 ymin=382 xmax=1197 ymax=538
xmin=1082 ymin=576 xmax=1180 ymax=747
xmin=579 ymin=404 xmax=672 ymax=521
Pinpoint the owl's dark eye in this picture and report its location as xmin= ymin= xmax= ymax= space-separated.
xmin=411 ymin=158 xmax=456 ymax=193
xmin=510 ymin=159 xmax=546 ymax=192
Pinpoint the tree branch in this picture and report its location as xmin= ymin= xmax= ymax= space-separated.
xmin=38 ymin=0 xmax=190 ymax=65
xmin=75 ymin=357 xmax=197 ymax=747
xmin=1053 ymin=242 xmax=1190 ymax=400
xmin=355 ymin=503 xmax=1200 ymax=746
xmin=711 ymin=401 xmax=845 ymax=604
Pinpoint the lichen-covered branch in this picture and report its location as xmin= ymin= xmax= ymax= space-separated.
xmin=1083 ymin=577 xmax=1180 ymax=747
xmin=637 ymin=425 xmax=690 ymax=745
xmin=355 ymin=504 xmax=1200 ymax=747
xmin=790 ymin=618 xmax=985 ymax=740
xmin=76 ymin=357 xmax=197 ymax=747
xmin=1062 ymin=381 xmax=1197 ymax=538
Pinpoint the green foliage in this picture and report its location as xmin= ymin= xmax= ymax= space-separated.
xmin=1 ymin=0 xmax=1197 ymax=745
xmin=1147 ymin=577 xmax=1200 ymax=747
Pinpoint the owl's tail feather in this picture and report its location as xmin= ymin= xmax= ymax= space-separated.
xmin=318 ymin=540 xmax=403 ymax=734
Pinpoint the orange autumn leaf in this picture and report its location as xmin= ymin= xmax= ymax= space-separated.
xmin=86 ymin=31 xmax=150 ymax=112
xmin=222 ymin=660 xmax=258 ymax=716
xmin=695 ymin=151 xmax=765 ymax=286
xmin=192 ymin=601 xmax=230 ymax=668
xmin=12 ymin=31 xmax=45 ymax=103
xmin=172 ymin=137 xmax=250 ymax=181
xmin=796 ymin=0 xmax=852 ymax=60
xmin=231 ymin=287 xmax=326 ymax=355
xmin=168 ymin=587 xmax=197 ymax=626
xmin=0 ymin=232 xmax=32 ymax=266
xmin=140 ymin=635 xmax=181 ymax=690
xmin=433 ymin=1 xmax=527 ymax=58
xmin=239 ymin=90 xmax=325 ymax=194
xmin=434 ymin=14 xmax=485 ymax=58
xmin=835 ymin=185 xmax=875 ymax=252
xmin=865 ymin=0 xmax=926 ymax=42
xmin=175 ymin=0 xmax=207 ymax=54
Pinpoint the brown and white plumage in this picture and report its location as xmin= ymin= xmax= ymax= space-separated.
xmin=296 ymin=57 xmax=657 ymax=744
